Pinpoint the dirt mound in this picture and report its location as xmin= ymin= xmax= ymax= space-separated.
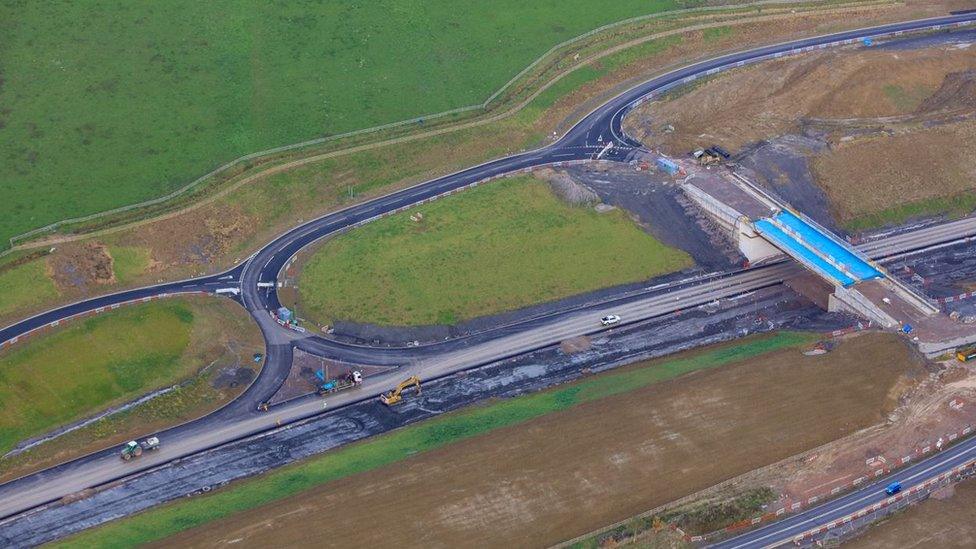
xmin=47 ymin=241 xmax=116 ymax=292
xmin=128 ymin=202 xmax=256 ymax=269
xmin=916 ymin=69 xmax=976 ymax=114
xmin=625 ymin=44 xmax=976 ymax=155
xmin=811 ymin=118 xmax=976 ymax=226
xmin=537 ymin=169 xmax=600 ymax=206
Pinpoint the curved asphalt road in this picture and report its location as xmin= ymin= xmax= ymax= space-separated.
xmin=713 ymin=434 xmax=976 ymax=548
xmin=1 ymin=13 xmax=975 ymax=544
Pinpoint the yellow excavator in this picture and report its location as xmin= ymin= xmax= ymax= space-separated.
xmin=380 ymin=376 xmax=421 ymax=406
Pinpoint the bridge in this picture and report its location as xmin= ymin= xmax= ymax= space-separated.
xmin=754 ymin=210 xmax=883 ymax=287
xmin=678 ymin=158 xmax=976 ymax=356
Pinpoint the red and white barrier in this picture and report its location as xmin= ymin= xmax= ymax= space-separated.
xmin=939 ymin=291 xmax=976 ymax=305
xmin=0 ymin=291 xmax=209 ymax=351
xmin=681 ymin=422 xmax=976 ymax=543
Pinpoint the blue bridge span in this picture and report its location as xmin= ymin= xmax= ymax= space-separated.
xmin=754 ymin=210 xmax=884 ymax=288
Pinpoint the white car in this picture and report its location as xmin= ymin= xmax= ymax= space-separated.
xmin=601 ymin=314 xmax=621 ymax=326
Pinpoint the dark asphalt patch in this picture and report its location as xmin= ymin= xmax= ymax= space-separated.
xmin=737 ymin=135 xmax=839 ymax=233
xmin=565 ymin=164 xmax=738 ymax=270
xmin=10 ymin=237 xmax=976 ymax=546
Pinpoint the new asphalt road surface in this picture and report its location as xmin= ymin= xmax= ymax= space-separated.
xmin=1 ymin=13 xmax=975 ymax=547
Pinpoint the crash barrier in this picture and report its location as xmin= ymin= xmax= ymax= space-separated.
xmin=0 ymin=291 xmax=210 ymax=352
xmin=788 ymin=458 xmax=976 ymax=545
xmin=939 ymin=290 xmax=976 ymax=305
xmin=683 ymin=423 xmax=976 ymax=544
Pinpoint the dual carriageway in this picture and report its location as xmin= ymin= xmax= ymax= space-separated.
xmin=2 ymin=12 xmax=976 ymax=547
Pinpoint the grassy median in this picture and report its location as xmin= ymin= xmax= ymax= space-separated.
xmin=295 ymin=175 xmax=692 ymax=326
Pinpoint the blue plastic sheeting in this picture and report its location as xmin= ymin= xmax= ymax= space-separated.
xmin=656 ymin=158 xmax=679 ymax=175
xmin=774 ymin=211 xmax=884 ymax=281
xmin=754 ymin=219 xmax=857 ymax=287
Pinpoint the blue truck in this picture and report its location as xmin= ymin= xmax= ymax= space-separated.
xmin=884 ymin=482 xmax=902 ymax=495
xmin=317 ymin=370 xmax=363 ymax=395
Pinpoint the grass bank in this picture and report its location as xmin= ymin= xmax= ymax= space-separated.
xmin=0 ymin=251 xmax=59 ymax=314
xmin=845 ymin=192 xmax=976 ymax=233
xmin=0 ymin=298 xmax=264 ymax=480
xmin=1 ymin=0 xmax=702 ymax=249
xmin=295 ymin=175 xmax=692 ymax=326
xmin=0 ymin=2 xmax=915 ymax=327
xmin=55 ymin=331 xmax=816 ymax=548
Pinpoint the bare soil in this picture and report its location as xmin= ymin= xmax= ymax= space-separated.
xmin=161 ymin=333 xmax=919 ymax=549
xmin=811 ymin=116 xmax=976 ymax=226
xmin=654 ymin=338 xmax=976 ymax=544
xmin=624 ymin=26 xmax=976 ymax=229
xmin=270 ymin=348 xmax=395 ymax=405
xmin=624 ymin=39 xmax=976 ymax=155
xmin=767 ymin=355 xmax=976 ymax=503
xmin=119 ymin=201 xmax=258 ymax=276
xmin=538 ymin=168 xmax=600 ymax=206
xmin=47 ymin=241 xmax=116 ymax=293
xmin=845 ymin=477 xmax=976 ymax=548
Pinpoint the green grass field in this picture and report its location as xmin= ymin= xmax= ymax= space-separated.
xmin=296 ymin=176 xmax=692 ymax=326
xmin=0 ymin=300 xmax=199 ymax=455
xmin=0 ymin=257 xmax=59 ymax=315
xmin=845 ymin=192 xmax=976 ymax=233
xmin=0 ymin=0 xmax=695 ymax=249
xmin=55 ymin=331 xmax=814 ymax=548
xmin=107 ymin=246 xmax=152 ymax=286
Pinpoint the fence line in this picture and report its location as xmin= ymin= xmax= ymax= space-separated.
xmin=4 ymin=0 xmax=833 ymax=253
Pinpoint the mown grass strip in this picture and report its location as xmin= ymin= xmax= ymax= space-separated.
xmin=55 ymin=331 xmax=816 ymax=548
xmin=845 ymin=192 xmax=976 ymax=233
xmin=297 ymin=176 xmax=692 ymax=326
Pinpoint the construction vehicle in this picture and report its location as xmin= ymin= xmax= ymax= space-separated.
xmin=380 ymin=376 xmax=421 ymax=406
xmin=318 ymin=370 xmax=363 ymax=395
xmin=957 ymin=345 xmax=976 ymax=363
xmin=692 ymin=148 xmax=723 ymax=166
xmin=120 ymin=436 xmax=160 ymax=461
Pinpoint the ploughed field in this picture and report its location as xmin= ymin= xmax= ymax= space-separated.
xmin=68 ymin=332 xmax=919 ymax=548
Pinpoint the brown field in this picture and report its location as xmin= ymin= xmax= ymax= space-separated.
xmin=811 ymin=117 xmax=976 ymax=227
xmin=625 ymin=36 xmax=976 ymax=154
xmin=624 ymin=27 xmax=976 ymax=229
xmin=847 ymin=479 xmax=976 ymax=548
xmin=160 ymin=333 xmax=921 ymax=548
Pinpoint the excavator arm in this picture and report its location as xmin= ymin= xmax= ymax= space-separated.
xmin=380 ymin=376 xmax=422 ymax=406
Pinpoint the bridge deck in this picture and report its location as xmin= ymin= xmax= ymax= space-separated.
xmin=776 ymin=211 xmax=883 ymax=281
xmin=755 ymin=210 xmax=883 ymax=287
xmin=754 ymin=219 xmax=856 ymax=286
xmin=684 ymin=171 xmax=773 ymax=220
